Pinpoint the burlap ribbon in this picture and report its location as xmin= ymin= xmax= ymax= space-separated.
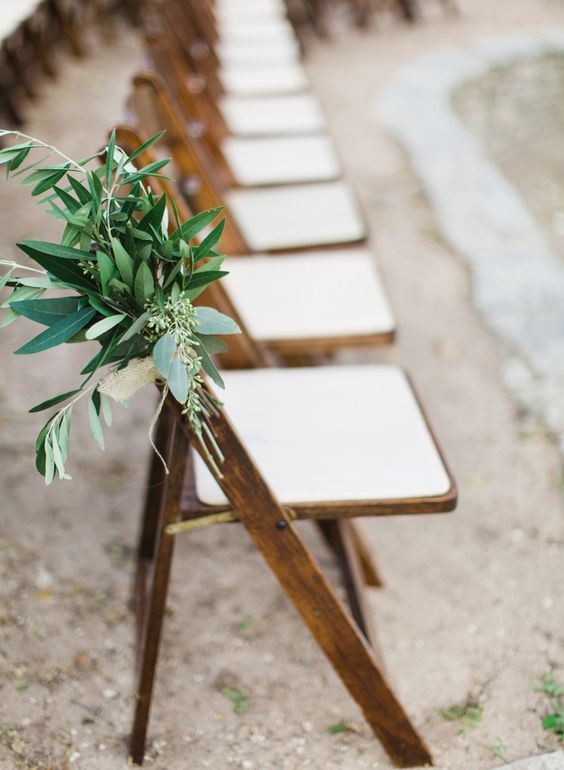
xmin=98 ymin=357 xmax=159 ymax=403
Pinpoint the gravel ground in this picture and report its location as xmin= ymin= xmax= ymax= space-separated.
xmin=1 ymin=3 xmax=564 ymax=769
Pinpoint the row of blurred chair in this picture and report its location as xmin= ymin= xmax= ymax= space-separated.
xmin=119 ymin=1 xmax=458 ymax=767
xmin=0 ymin=0 xmax=135 ymax=125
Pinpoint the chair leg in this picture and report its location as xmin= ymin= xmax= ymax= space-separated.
xmin=138 ymin=408 xmax=174 ymax=561
xmin=129 ymin=421 xmax=190 ymax=766
xmin=348 ymin=520 xmax=384 ymax=588
xmin=317 ymin=520 xmax=372 ymax=638
xmin=243 ymin=515 xmax=432 ymax=767
xmin=316 ymin=519 xmax=387 ymax=669
xmin=132 ymin=408 xmax=174 ymax=647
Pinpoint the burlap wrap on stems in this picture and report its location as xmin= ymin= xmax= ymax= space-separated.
xmin=98 ymin=357 xmax=159 ymax=403
xmin=98 ymin=357 xmax=170 ymax=473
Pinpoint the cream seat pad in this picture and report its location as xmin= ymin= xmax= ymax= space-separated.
xmin=224 ymin=249 xmax=394 ymax=340
xmin=221 ymin=94 xmax=325 ymax=137
xmin=227 ymin=182 xmax=366 ymax=251
xmin=219 ymin=63 xmax=309 ymax=97
xmin=215 ymin=0 xmax=287 ymax=18
xmin=222 ymin=135 xmax=340 ymax=185
xmin=217 ymin=19 xmax=296 ymax=45
xmin=217 ymin=40 xmax=301 ymax=67
xmin=195 ymin=366 xmax=452 ymax=505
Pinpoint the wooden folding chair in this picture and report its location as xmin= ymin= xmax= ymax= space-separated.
xmin=129 ymin=70 xmax=368 ymax=253
xmin=130 ymin=366 xmax=456 ymax=766
xmin=141 ymin=14 xmax=341 ymax=187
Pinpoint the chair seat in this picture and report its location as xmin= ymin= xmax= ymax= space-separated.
xmin=219 ymin=63 xmax=309 ymax=97
xmin=221 ymin=94 xmax=325 ymax=137
xmin=194 ymin=366 xmax=453 ymax=506
xmin=217 ymin=39 xmax=301 ymax=68
xmin=222 ymin=135 xmax=340 ymax=185
xmin=217 ymin=19 xmax=297 ymax=45
xmin=227 ymin=182 xmax=366 ymax=251
xmin=215 ymin=0 xmax=287 ymax=16
xmin=224 ymin=249 xmax=395 ymax=344
xmin=215 ymin=5 xmax=287 ymax=24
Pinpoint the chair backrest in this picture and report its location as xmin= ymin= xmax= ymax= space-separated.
xmin=128 ymin=70 xmax=249 ymax=255
xmin=140 ymin=22 xmax=233 ymax=177
xmin=141 ymin=0 xmax=233 ymax=133
xmin=113 ymin=123 xmax=266 ymax=370
xmin=178 ymin=0 xmax=220 ymax=48
xmin=142 ymin=0 xmax=219 ymax=79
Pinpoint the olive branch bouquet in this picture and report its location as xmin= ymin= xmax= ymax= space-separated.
xmin=0 ymin=129 xmax=240 ymax=483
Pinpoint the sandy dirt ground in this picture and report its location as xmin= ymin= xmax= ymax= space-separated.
xmin=1 ymin=3 xmax=564 ymax=769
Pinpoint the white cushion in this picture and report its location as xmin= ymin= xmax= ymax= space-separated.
xmin=195 ymin=366 xmax=453 ymax=505
xmin=219 ymin=63 xmax=309 ymax=97
xmin=222 ymin=135 xmax=340 ymax=185
xmin=221 ymin=94 xmax=325 ymax=137
xmin=217 ymin=19 xmax=296 ymax=45
xmin=215 ymin=0 xmax=287 ymax=16
xmin=217 ymin=40 xmax=301 ymax=67
xmin=0 ymin=1 xmax=41 ymax=41
xmin=224 ymin=249 xmax=395 ymax=340
xmin=227 ymin=182 xmax=366 ymax=251
xmin=214 ymin=0 xmax=287 ymax=23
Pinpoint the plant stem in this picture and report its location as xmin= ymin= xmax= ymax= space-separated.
xmin=3 ymin=131 xmax=87 ymax=174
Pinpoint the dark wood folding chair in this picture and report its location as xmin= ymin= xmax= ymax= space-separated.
xmin=130 ymin=365 xmax=456 ymax=766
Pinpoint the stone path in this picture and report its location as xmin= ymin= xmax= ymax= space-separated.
xmin=501 ymin=752 xmax=564 ymax=770
xmin=379 ymin=32 xmax=564 ymax=454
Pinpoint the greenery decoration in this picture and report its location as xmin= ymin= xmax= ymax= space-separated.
xmin=0 ymin=129 xmax=240 ymax=483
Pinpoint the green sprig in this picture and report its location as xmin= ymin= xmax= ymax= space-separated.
xmin=0 ymin=129 xmax=238 ymax=483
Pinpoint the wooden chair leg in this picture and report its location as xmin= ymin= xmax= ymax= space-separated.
xmin=243 ymin=515 xmax=431 ymax=766
xmin=348 ymin=520 xmax=384 ymax=588
xmin=138 ymin=408 xmax=174 ymax=561
xmin=316 ymin=519 xmax=386 ymax=666
xmin=132 ymin=407 xmax=174 ymax=646
xmin=129 ymin=421 xmax=190 ymax=766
